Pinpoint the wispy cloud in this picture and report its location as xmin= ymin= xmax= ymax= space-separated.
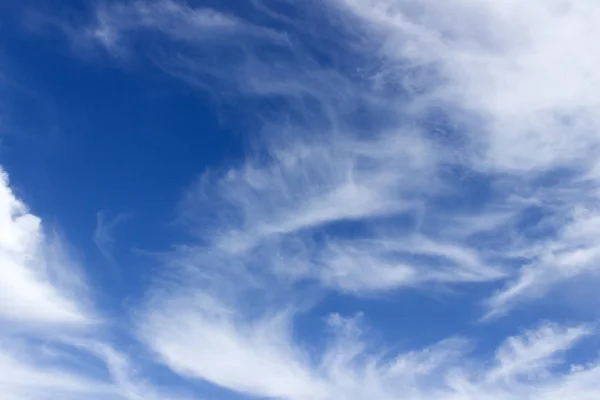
xmin=93 ymin=211 xmax=131 ymax=267
xmin=486 ymin=323 xmax=591 ymax=383
xmin=487 ymin=204 xmax=600 ymax=317
xmin=83 ymin=0 xmax=285 ymax=57
xmin=139 ymin=288 xmax=599 ymax=400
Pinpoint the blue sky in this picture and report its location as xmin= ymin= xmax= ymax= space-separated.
xmin=1 ymin=0 xmax=600 ymax=399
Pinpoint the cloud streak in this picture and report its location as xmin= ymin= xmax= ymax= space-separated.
xmin=93 ymin=211 xmax=130 ymax=268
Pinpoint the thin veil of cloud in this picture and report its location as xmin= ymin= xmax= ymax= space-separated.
xmin=93 ymin=210 xmax=131 ymax=267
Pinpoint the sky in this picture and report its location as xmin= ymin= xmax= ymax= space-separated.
xmin=1 ymin=0 xmax=600 ymax=399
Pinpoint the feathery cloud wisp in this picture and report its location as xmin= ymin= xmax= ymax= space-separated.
xmin=93 ymin=210 xmax=130 ymax=267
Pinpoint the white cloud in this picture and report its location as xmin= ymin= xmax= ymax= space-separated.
xmin=0 ymin=167 xmax=94 ymax=326
xmin=139 ymin=286 xmax=600 ymax=400
xmin=140 ymin=296 xmax=327 ymax=400
xmin=318 ymin=234 xmax=505 ymax=292
xmin=115 ymin=0 xmax=598 ymax=181
xmin=335 ymin=0 xmax=600 ymax=173
xmin=326 ymin=0 xmax=600 ymax=312
xmin=184 ymin=132 xmax=437 ymax=252
xmin=487 ymin=205 xmax=600 ymax=316
xmin=0 ymin=166 xmax=196 ymax=399
xmin=487 ymin=324 xmax=591 ymax=383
